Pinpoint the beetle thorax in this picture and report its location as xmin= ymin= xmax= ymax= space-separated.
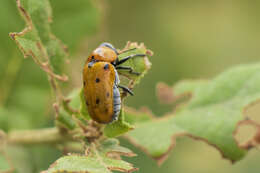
xmin=90 ymin=46 xmax=117 ymax=63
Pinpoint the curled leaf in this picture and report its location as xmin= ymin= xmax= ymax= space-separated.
xmin=117 ymin=42 xmax=152 ymax=92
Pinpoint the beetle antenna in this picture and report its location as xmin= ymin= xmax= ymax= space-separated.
xmin=118 ymin=48 xmax=137 ymax=55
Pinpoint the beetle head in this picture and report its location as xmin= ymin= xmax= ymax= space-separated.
xmin=88 ymin=42 xmax=118 ymax=63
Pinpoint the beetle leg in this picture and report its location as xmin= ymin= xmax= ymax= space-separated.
xmin=116 ymin=66 xmax=141 ymax=75
xmin=118 ymin=85 xmax=134 ymax=96
xmin=118 ymin=48 xmax=137 ymax=54
xmin=116 ymin=54 xmax=146 ymax=66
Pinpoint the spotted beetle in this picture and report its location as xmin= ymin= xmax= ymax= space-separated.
xmin=83 ymin=43 xmax=145 ymax=124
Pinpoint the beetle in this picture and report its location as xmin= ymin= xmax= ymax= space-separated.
xmin=83 ymin=43 xmax=145 ymax=124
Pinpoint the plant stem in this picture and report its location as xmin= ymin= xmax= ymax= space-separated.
xmin=7 ymin=128 xmax=73 ymax=145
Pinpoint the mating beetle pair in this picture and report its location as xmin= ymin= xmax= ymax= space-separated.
xmin=83 ymin=43 xmax=145 ymax=124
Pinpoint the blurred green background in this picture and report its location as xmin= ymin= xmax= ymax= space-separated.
xmin=0 ymin=0 xmax=260 ymax=172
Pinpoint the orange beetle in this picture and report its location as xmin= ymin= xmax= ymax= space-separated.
xmin=83 ymin=43 xmax=145 ymax=124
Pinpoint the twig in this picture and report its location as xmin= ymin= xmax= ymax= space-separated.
xmin=7 ymin=128 xmax=74 ymax=145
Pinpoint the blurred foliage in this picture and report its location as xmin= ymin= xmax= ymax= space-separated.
xmin=107 ymin=0 xmax=260 ymax=116
xmin=1 ymin=0 xmax=260 ymax=173
xmin=50 ymin=0 xmax=99 ymax=52
xmin=0 ymin=152 xmax=12 ymax=172
xmin=106 ymin=1 xmax=260 ymax=173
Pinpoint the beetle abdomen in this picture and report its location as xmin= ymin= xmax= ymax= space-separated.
xmin=112 ymin=84 xmax=121 ymax=121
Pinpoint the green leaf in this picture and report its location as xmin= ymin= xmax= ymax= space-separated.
xmin=104 ymin=107 xmax=154 ymax=138
xmin=79 ymin=88 xmax=91 ymax=120
xmin=104 ymin=109 xmax=133 ymax=138
xmin=10 ymin=0 xmax=68 ymax=75
xmin=66 ymin=89 xmax=82 ymax=111
xmin=45 ymin=139 xmax=137 ymax=173
xmin=124 ymin=107 xmax=154 ymax=124
xmin=173 ymin=80 xmax=208 ymax=96
xmin=125 ymin=63 xmax=260 ymax=165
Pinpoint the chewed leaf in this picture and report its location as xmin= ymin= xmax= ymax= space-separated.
xmin=45 ymin=139 xmax=137 ymax=173
xmin=45 ymin=155 xmax=136 ymax=173
xmin=10 ymin=0 xmax=68 ymax=77
xmin=79 ymin=88 xmax=91 ymax=120
xmin=45 ymin=155 xmax=110 ymax=173
xmin=156 ymin=80 xmax=209 ymax=105
xmin=125 ymin=63 xmax=260 ymax=165
xmin=117 ymin=42 xmax=152 ymax=90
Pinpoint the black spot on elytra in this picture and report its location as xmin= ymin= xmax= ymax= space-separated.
xmin=83 ymin=81 xmax=86 ymax=86
xmin=86 ymin=100 xmax=89 ymax=106
xmin=96 ymin=98 xmax=100 ymax=104
xmin=96 ymin=78 xmax=100 ymax=83
xmin=106 ymin=92 xmax=110 ymax=97
xmin=104 ymin=64 xmax=109 ymax=70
